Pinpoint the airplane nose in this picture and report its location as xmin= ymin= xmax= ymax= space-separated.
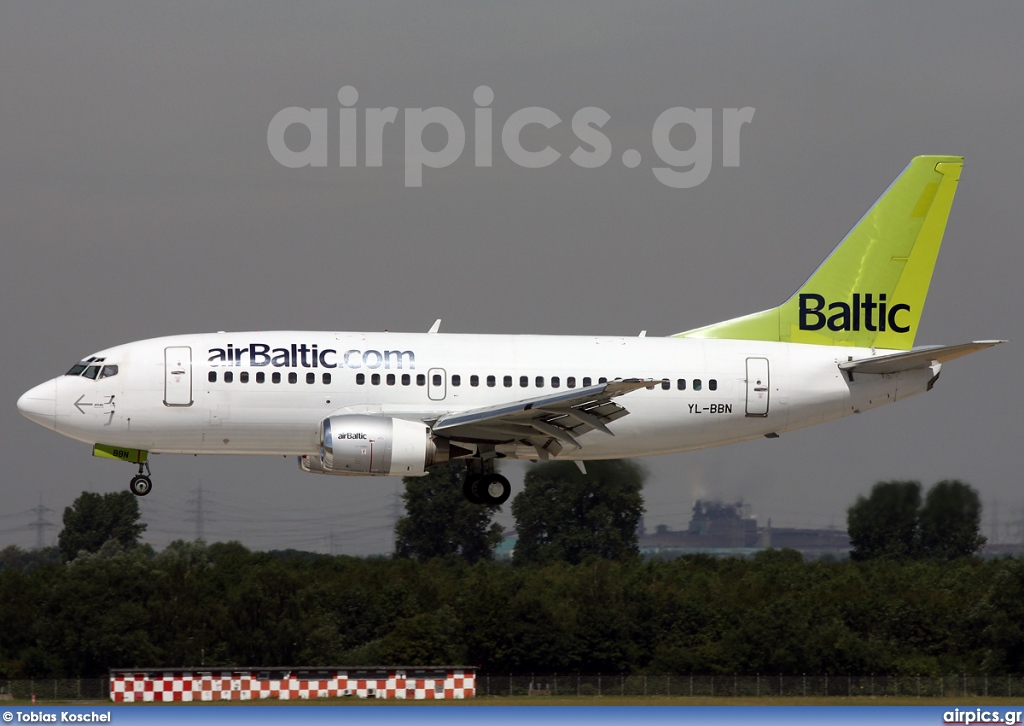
xmin=17 ymin=380 xmax=57 ymax=430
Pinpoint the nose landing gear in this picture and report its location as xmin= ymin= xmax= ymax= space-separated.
xmin=129 ymin=462 xmax=153 ymax=497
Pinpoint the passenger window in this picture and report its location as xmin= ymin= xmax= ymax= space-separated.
xmin=99 ymin=365 xmax=118 ymax=379
xmin=693 ymin=379 xmax=702 ymax=391
xmin=402 ymin=374 xmax=411 ymax=386
xmin=583 ymin=377 xmax=592 ymax=387
xmin=433 ymin=374 xmax=442 ymax=387
xmin=256 ymin=372 xmax=265 ymax=384
xmin=240 ymin=372 xmax=249 ymax=383
xmin=599 ymin=377 xmax=608 ymax=384
xmin=208 ymin=371 xmax=217 ymax=383
xmin=709 ymin=379 xmax=718 ymax=391
xmin=83 ymin=366 xmax=100 ymax=380
xmin=371 ymin=373 xmax=381 ymax=385
xmin=503 ymin=375 xmax=512 ymax=388
xmin=661 ymin=380 xmax=670 ymax=390
xmin=356 ymin=373 xmax=365 ymax=385
xmin=535 ymin=376 xmax=544 ymax=388
xmin=306 ymin=372 xmax=315 ymax=384
xmin=567 ymin=377 xmax=576 ymax=388
xmin=323 ymin=373 xmax=331 ymax=384
xmin=288 ymin=372 xmax=297 ymax=384
xmin=487 ymin=375 xmax=496 ymax=388
xmin=551 ymin=376 xmax=560 ymax=388
xmin=273 ymin=372 xmax=281 ymax=384
xmin=452 ymin=375 xmax=461 ymax=387
xmin=417 ymin=374 xmax=426 ymax=386
xmin=520 ymin=376 xmax=529 ymax=388
xmin=387 ymin=374 xmax=395 ymax=386
xmin=225 ymin=371 xmax=234 ymax=383
xmin=471 ymin=375 xmax=479 ymax=387
xmin=677 ymin=379 xmax=686 ymax=390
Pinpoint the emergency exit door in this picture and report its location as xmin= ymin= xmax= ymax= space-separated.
xmin=745 ymin=357 xmax=769 ymax=417
xmin=427 ymin=368 xmax=447 ymax=401
xmin=164 ymin=346 xmax=193 ymax=406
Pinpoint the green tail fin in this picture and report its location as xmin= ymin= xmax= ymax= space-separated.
xmin=676 ymin=155 xmax=963 ymax=350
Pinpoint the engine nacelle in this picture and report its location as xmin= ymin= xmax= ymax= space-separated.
xmin=300 ymin=415 xmax=444 ymax=477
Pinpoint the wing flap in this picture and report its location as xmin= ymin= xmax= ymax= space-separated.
xmin=431 ymin=378 xmax=655 ymax=449
xmin=839 ymin=340 xmax=1005 ymax=375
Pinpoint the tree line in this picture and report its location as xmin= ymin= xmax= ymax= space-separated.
xmin=0 ymin=465 xmax=1006 ymax=679
xmin=2 ymin=537 xmax=1022 ymax=678
xmin=396 ymin=461 xmax=988 ymax=564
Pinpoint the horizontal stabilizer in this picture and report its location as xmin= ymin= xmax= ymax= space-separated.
xmin=838 ymin=340 xmax=1005 ymax=375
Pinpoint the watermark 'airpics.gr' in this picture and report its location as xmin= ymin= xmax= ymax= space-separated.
xmin=267 ymin=86 xmax=754 ymax=188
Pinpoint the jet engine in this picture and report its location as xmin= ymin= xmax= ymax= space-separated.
xmin=298 ymin=414 xmax=465 ymax=477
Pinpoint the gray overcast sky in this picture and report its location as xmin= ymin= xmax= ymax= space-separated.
xmin=2 ymin=2 xmax=1021 ymax=555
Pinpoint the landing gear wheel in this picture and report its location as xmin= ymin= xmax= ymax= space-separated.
xmin=478 ymin=474 xmax=511 ymax=506
xmin=463 ymin=476 xmax=485 ymax=504
xmin=129 ymin=475 xmax=152 ymax=497
xmin=461 ymin=454 xmax=508 ymax=505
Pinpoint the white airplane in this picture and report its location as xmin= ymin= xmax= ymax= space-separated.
xmin=18 ymin=156 xmax=1002 ymax=505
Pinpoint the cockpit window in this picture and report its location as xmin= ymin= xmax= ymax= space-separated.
xmin=65 ymin=356 xmax=114 ymax=378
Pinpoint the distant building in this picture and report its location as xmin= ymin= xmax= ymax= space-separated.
xmin=756 ymin=520 xmax=850 ymax=558
xmin=639 ymin=499 xmax=850 ymax=560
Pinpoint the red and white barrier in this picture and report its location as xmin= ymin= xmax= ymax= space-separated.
xmin=110 ymin=667 xmax=476 ymax=702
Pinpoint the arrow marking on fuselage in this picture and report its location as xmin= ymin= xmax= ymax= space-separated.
xmin=74 ymin=395 xmax=115 ymax=414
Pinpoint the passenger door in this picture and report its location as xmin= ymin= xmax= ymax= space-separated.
xmin=745 ymin=357 xmax=769 ymax=417
xmin=164 ymin=346 xmax=193 ymax=406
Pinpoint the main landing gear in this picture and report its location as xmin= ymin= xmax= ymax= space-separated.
xmin=462 ymin=457 xmax=511 ymax=506
xmin=129 ymin=461 xmax=153 ymax=497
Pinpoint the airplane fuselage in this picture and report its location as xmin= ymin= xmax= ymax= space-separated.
xmin=25 ymin=330 xmax=934 ymax=462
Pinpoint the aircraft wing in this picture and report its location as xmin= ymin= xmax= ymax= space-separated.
xmin=838 ymin=340 xmax=1005 ymax=375
xmin=431 ymin=378 xmax=656 ymax=458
